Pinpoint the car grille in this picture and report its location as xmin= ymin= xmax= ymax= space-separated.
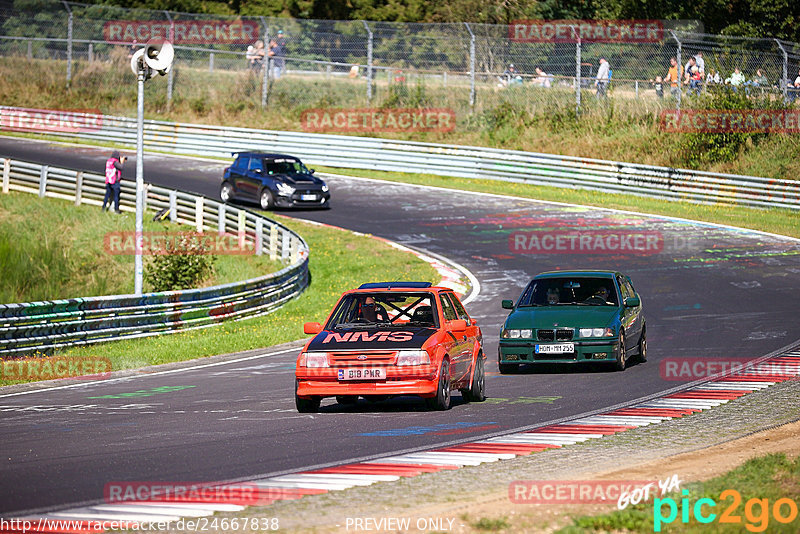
xmin=328 ymin=351 xmax=396 ymax=366
xmin=537 ymin=328 xmax=574 ymax=341
xmin=533 ymin=352 xmax=577 ymax=361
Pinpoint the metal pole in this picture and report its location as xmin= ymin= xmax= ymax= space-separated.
xmin=88 ymin=42 xmax=93 ymax=63
xmin=209 ymin=51 xmax=214 ymax=72
xmin=363 ymin=21 xmax=373 ymax=103
xmin=62 ymin=1 xmax=72 ymax=84
xmin=135 ymin=67 xmax=145 ymax=296
xmin=574 ymin=27 xmax=581 ymax=115
xmin=464 ymin=23 xmax=475 ymax=108
xmin=260 ymin=17 xmax=269 ymax=108
xmin=671 ymin=30 xmax=682 ymax=112
xmin=774 ymin=39 xmax=789 ymax=101
xmin=164 ymin=11 xmax=174 ymax=108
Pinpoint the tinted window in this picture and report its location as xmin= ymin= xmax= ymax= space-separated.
xmin=518 ymin=277 xmax=619 ymax=307
xmin=326 ymin=292 xmax=438 ymax=329
xmin=617 ymin=276 xmax=631 ymax=299
xmin=233 ymin=156 xmax=249 ymax=170
xmin=445 ymin=293 xmax=470 ymax=321
xmin=439 ymin=294 xmax=458 ymax=321
xmin=249 ymin=158 xmax=264 ymax=172
xmin=266 ymin=158 xmax=307 ymax=174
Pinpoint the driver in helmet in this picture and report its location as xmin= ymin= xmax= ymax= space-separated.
xmin=360 ymin=296 xmax=389 ymax=322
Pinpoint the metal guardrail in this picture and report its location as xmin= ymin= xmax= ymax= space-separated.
xmin=0 ymin=157 xmax=309 ymax=357
xmin=5 ymin=107 xmax=797 ymax=210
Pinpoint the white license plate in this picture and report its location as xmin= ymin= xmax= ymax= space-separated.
xmin=535 ymin=343 xmax=575 ymax=354
xmin=301 ymin=194 xmax=317 ymax=201
xmin=338 ymin=368 xmax=387 ymax=381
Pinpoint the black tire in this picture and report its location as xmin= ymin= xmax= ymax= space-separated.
xmin=462 ymin=355 xmax=486 ymax=402
xmin=220 ymin=182 xmax=234 ymax=203
xmin=295 ymin=380 xmax=320 ymax=413
xmin=637 ymin=329 xmax=647 ymax=363
xmin=259 ymin=188 xmax=275 ymax=210
xmin=425 ymin=359 xmax=451 ymax=411
xmin=336 ymin=395 xmax=358 ymax=405
xmin=614 ymin=333 xmax=627 ymax=371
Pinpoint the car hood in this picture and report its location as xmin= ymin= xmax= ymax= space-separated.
xmin=275 ymin=172 xmax=321 ymax=185
xmin=306 ymin=327 xmax=437 ymax=351
xmin=505 ymin=306 xmax=621 ymax=330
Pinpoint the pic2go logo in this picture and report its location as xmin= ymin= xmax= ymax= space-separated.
xmin=654 ymin=489 xmax=799 ymax=532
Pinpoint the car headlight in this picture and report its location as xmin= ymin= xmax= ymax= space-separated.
xmin=501 ymin=329 xmax=533 ymax=339
xmin=300 ymin=352 xmax=329 ymax=367
xmin=276 ymin=183 xmax=295 ymax=196
xmin=396 ymin=349 xmax=430 ymax=366
xmin=579 ymin=328 xmax=615 ymax=338
xmin=321 ymin=184 xmax=329 ymax=192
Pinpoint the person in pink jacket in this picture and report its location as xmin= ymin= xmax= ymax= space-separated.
xmin=103 ymin=150 xmax=126 ymax=213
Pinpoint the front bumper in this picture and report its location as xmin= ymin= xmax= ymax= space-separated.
xmin=274 ymin=191 xmax=330 ymax=208
xmin=499 ymin=340 xmax=619 ymax=364
xmin=295 ymin=365 xmax=438 ymax=398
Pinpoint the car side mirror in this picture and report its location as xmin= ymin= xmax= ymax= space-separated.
xmin=309 ymin=168 xmax=315 ymax=174
xmin=624 ymin=297 xmax=640 ymax=308
xmin=449 ymin=319 xmax=467 ymax=332
xmin=501 ymin=299 xmax=514 ymax=310
xmin=304 ymin=322 xmax=322 ymax=334
xmin=470 ymin=318 xmax=477 ymax=326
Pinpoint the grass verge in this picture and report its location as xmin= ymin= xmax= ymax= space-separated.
xmin=0 ymin=215 xmax=439 ymax=386
xmin=559 ymin=452 xmax=800 ymax=533
xmin=316 ymin=166 xmax=800 ymax=240
xmin=0 ymin=191 xmax=282 ymax=303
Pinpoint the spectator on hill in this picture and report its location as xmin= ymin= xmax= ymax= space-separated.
xmin=726 ymin=67 xmax=746 ymax=91
xmin=665 ymin=57 xmax=680 ymax=99
xmin=706 ymin=68 xmax=722 ymax=86
xmin=753 ymin=69 xmax=768 ymax=87
xmin=651 ymin=76 xmax=664 ymax=99
xmin=595 ymin=58 xmax=610 ymax=98
xmin=683 ymin=56 xmax=696 ymax=84
xmin=268 ymin=30 xmax=286 ymax=79
xmin=249 ymin=40 xmax=265 ymax=73
xmin=533 ymin=67 xmax=553 ymax=88
xmin=694 ymin=52 xmax=705 ymax=76
xmin=788 ymin=68 xmax=800 ymax=103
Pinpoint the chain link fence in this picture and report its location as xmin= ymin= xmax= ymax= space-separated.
xmin=1 ymin=1 xmax=799 ymax=118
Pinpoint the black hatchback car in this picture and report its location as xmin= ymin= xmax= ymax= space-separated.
xmin=220 ymin=152 xmax=330 ymax=210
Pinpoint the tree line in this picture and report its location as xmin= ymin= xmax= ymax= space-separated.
xmin=7 ymin=0 xmax=799 ymax=43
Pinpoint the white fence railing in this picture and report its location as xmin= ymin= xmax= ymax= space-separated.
xmin=0 ymin=157 xmax=309 ymax=357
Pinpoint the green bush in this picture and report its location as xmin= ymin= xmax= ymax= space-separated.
xmin=680 ymin=88 xmax=783 ymax=166
xmin=145 ymin=235 xmax=215 ymax=292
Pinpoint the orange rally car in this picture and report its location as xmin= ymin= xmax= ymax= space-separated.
xmin=295 ymin=282 xmax=486 ymax=412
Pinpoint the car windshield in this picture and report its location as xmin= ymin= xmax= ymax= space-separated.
xmin=265 ymin=158 xmax=308 ymax=174
xmin=326 ymin=292 xmax=438 ymax=329
xmin=517 ymin=277 xmax=619 ymax=307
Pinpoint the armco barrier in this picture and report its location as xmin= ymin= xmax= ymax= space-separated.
xmin=2 ymin=107 xmax=797 ymax=210
xmin=0 ymin=157 xmax=309 ymax=357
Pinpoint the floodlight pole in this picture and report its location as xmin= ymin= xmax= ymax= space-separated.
xmin=134 ymin=65 xmax=145 ymax=296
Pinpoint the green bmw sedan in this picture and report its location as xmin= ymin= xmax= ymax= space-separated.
xmin=499 ymin=271 xmax=646 ymax=373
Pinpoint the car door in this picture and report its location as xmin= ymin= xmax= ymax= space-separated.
xmin=242 ymin=156 xmax=266 ymax=199
xmin=229 ymin=155 xmax=249 ymax=195
xmin=616 ymin=275 xmax=638 ymax=352
xmin=448 ymin=291 xmax=480 ymax=375
xmin=623 ymin=276 xmax=643 ymax=347
xmin=439 ymin=293 xmax=471 ymax=382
